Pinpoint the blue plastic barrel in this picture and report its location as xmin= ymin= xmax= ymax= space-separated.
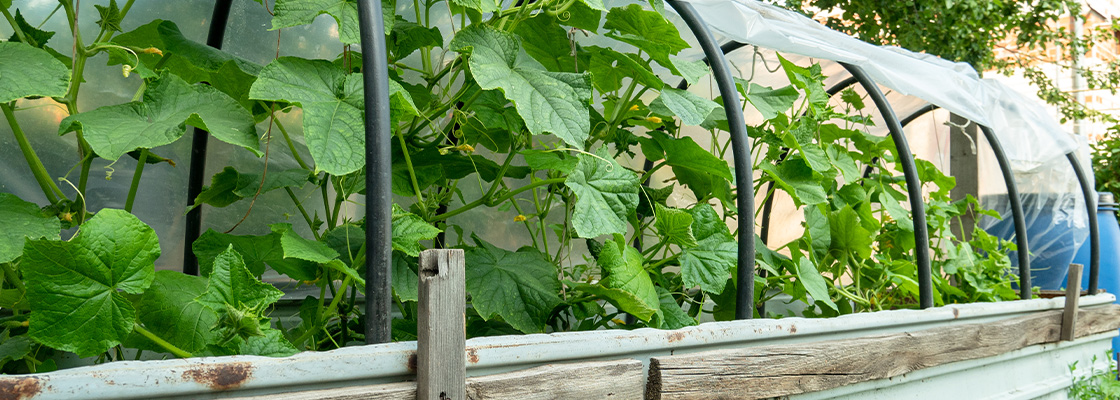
xmin=983 ymin=193 xmax=1082 ymax=290
xmin=1071 ymin=192 xmax=1120 ymax=351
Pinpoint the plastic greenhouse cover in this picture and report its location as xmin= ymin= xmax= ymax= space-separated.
xmin=679 ymin=0 xmax=1079 ymax=171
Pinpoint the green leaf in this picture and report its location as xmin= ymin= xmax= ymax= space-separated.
xmin=565 ymin=147 xmax=640 ymax=238
xmin=110 ymin=21 xmax=262 ymax=84
xmin=679 ymin=204 xmax=736 ymax=295
xmin=323 ymin=224 xmax=364 ymax=266
xmin=131 ymin=270 xmax=218 ymax=354
xmin=669 ymin=56 xmax=709 ymax=86
xmin=391 ymin=252 xmax=419 ymax=302
xmin=0 ymin=193 xmax=60 ymax=263
xmin=561 ymin=1 xmax=603 ymax=32
xmin=520 ymin=150 xmax=579 ymax=173
xmin=22 ymin=209 xmax=159 ymax=357
xmin=759 ymin=158 xmax=828 ymax=206
xmin=657 ymin=286 xmax=697 ymax=329
xmin=450 ymin=25 xmax=592 ymax=148
xmin=195 ymin=246 xmax=285 ymax=312
xmin=654 ymin=205 xmax=697 ymax=247
xmin=192 ymin=229 xmax=317 ymax=280
xmin=61 ymin=74 xmax=259 ymax=162
xmin=271 ymin=0 xmax=393 ymax=43
xmin=250 ymin=57 xmax=366 ymax=175
xmin=450 ymin=0 xmax=501 ymax=13
xmin=829 ymin=206 xmax=874 ymax=259
xmin=465 ymin=238 xmax=561 ymax=333
xmin=460 ymin=90 xmax=522 ymax=152
xmin=650 ymin=88 xmax=719 ymax=126
xmin=795 ymin=257 xmax=837 ymax=312
xmin=566 ymin=281 xmax=657 ymax=322
xmin=323 ymin=259 xmax=365 ymax=287
xmin=513 ymin=14 xmax=584 ymax=73
xmin=598 ymin=240 xmax=660 ymax=322
xmin=0 ymin=42 xmax=70 ymax=103
xmin=389 ymin=17 xmax=442 ymax=60
xmin=741 ymin=82 xmax=799 ymax=121
xmin=0 ymin=335 xmax=31 ymax=366
xmin=878 ymin=192 xmax=914 ymax=231
xmin=805 ymin=206 xmax=831 ymax=255
xmin=271 ymin=223 xmax=339 ymax=263
xmin=604 ymin=4 xmax=688 ymax=67
xmin=587 ymin=46 xmax=662 ymax=92
xmin=577 ymin=0 xmax=606 ymax=11
xmin=95 ymin=0 xmax=123 ymax=33
xmin=391 ymin=204 xmax=441 ymax=257
xmin=241 ymin=328 xmax=299 ymax=357
xmin=645 ymin=131 xmax=732 ymax=202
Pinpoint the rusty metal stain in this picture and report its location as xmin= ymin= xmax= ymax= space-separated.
xmin=407 ymin=352 xmax=418 ymax=372
xmin=0 ymin=377 xmax=41 ymax=400
xmin=181 ymin=362 xmax=253 ymax=391
xmin=466 ymin=348 xmax=479 ymax=364
xmin=789 ymin=325 xmax=797 ymax=334
xmin=952 ymin=308 xmax=960 ymax=318
xmin=666 ymin=331 xmax=687 ymax=343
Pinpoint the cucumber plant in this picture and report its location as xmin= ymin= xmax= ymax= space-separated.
xmin=0 ymin=0 xmax=1016 ymax=373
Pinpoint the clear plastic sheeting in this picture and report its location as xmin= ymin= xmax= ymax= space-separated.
xmin=679 ymin=0 xmax=1079 ymax=167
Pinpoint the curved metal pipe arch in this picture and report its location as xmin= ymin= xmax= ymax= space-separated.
xmin=839 ymin=63 xmax=934 ymax=309
xmin=1068 ymin=152 xmax=1101 ymax=294
xmin=668 ymin=0 xmax=757 ymax=319
xmin=978 ymin=126 xmax=1032 ymax=299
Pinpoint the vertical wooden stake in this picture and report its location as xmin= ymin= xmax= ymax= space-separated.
xmin=417 ymin=249 xmax=466 ymax=400
xmin=1062 ymin=263 xmax=1084 ymax=341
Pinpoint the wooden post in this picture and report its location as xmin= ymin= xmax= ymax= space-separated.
xmin=949 ymin=113 xmax=979 ymax=241
xmin=1062 ymin=263 xmax=1084 ymax=341
xmin=417 ymin=249 xmax=466 ymax=400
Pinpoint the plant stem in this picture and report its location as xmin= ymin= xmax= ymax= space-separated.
xmin=1 ymin=263 xmax=26 ymax=293
xmin=124 ymin=149 xmax=148 ymax=212
xmin=2 ymin=7 xmax=30 ymax=45
xmin=132 ymin=324 xmax=193 ymax=358
xmin=320 ymin=177 xmax=334 ymax=229
xmin=2 ymin=103 xmax=63 ymax=203
xmin=430 ymin=177 xmax=565 ymax=221
xmin=397 ymin=131 xmax=425 ymax=209
xmin=284 ymin=187 xmax=320 ymax=240
xmin=650 ymin=253 xmax=680 ymax=270
xmin=272 ymin=108 xmax=311 ymax=170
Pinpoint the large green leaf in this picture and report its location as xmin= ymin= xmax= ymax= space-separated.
xmin=195 ymin=247 xmax=285 ymax=312
xmin=878 ymin=192 xmax=914 ymax=232
xmin=0 ymin=193 xmax=60 ymax=263
xmin=241 ymin=328 xmax=299 ymax=357
xmin=249 ymin=57 xmax=365 ymax=175
xmin=192 ymin=229 xmax=317 ymax=281
xmin=741 ymin=82 xmax=799 ymax=121
xmin=603 ymin=4 xmax=688 ymax=67
xmin=657 ymin=286 xmax=697 ymax=329
xmin=130 ymin=271 xmax=218 ymax=354
xmin=271 ymin=0 xmax=393 ymax=43
xmin=111 ymin=20 xmax=262 ymax=84
xmin=565 ymin=148 xmax=640 ymax=238
xmin=513 ymin=14 xmax=584 ymax=73
xmin=391 ymin=204 xmax=441 ymax=257
xmin=22 ymin=210 xmax=159 ymax=357
xmin=451 ymin=25 xmax=592 ymax=148
xmin=650 ymin=88 xmax=719 ymax=126
xmin=566 ymin=281 xmax=657 ymax=322
xmin=795 ymin=257 xmax=838 ymax=312
xmin=759 ymin=158 xmax=828 ymax=206
xmin=598 ymin=240 xmax=660 ymax=322
xmin=679 ymin=204 xmax=736 ymax=295
xmin=271 ymin=223 xmax=339 ymax=263
xmin=654 ymin=205 xmax=697 ymax=247
xmin=60 ymin=74 xmax=259 ymax=161
xmin=0 ymin=42 xmax=69 ymax=102
xmin=450 ymin=0 xmax=501 ymax=13
xmin=587 ymin=46 xmax=662 ymax=92
xmin=391 ymin=252 xmax=419 ymax=302
xmin=389 ymin=17 xmax=442 ymax=60
xmin=644 ymin=131 xmax=732 ymax=203
xmin=829 ymin=206 xmax=874 ymax=259
xmin=190 ymin=166 xmax=311 ymax=210
xmin=465 ymin=238 xmax=561 ymax=333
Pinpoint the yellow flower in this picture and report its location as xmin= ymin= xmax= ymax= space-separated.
xmin=513 ymin=214 xmax=527 ymax=222
xmin=646 ymin=116 xmax=662 ymax=124
xmin=628 ymin=104 xmax=639 ymax=111
xmin=142 ymin=47 xmax=163 ymax=56
xmin=455 ymin=144 xmax=475 ymax=153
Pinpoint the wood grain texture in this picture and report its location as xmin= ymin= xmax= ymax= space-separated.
xmin=646 ymin=304 xmax=1120 ymax=400
xmin=418 ymin=249 xmax=467 ymax=400
xmin=1062 ymin=264 xmax=1084 ymax=341
xmin=229 ymin=359 xmax=644 ymax=400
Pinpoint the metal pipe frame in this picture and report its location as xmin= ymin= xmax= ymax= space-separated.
xmin=840 ymin=63 xmax=933 ymax=309
xmin=356 ymin=0 xmax=393 ymax=343
xmin=978 ymin=125 xmax=1032 ymax=299
xmin=1068 ymin=152 xmax=1100 ymax=294
xmin=182 ymin=0 xmax=234 ymax=276
xmin=668 ymin=0 xmax=757 ymax=319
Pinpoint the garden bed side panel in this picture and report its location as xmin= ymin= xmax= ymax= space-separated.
xmin=1 ymin=295 xmax=1114 ymax=399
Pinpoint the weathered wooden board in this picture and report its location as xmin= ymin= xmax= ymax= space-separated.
xmin=230 ymin=359 xmax=644 ymax=400
xmin=417 ymin=249 xmax=466 ymax=400
xmin=646 ymin=304 xmax=1120 ymax=400
xmin=1062 ymin=263 xmax=1084 ymax=341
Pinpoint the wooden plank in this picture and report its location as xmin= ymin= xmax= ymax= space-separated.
xmin=1062 ymin=263 xmax=1084 ymax=341
xmin=646 ymin=304 xmax=1120 ymax=400
xmin=465 ymin=358 xmax=645 ymax=399
xmin=230 ymin=359 xmax=644 ymax=400
xmin=418 ymin=249 xmax=467 ymax=400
